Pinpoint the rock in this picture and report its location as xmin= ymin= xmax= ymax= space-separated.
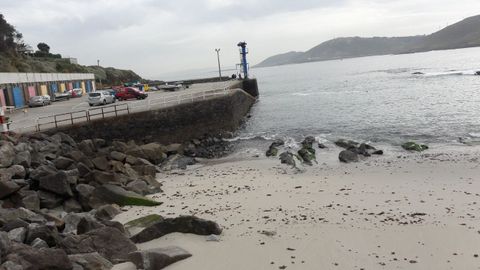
xmin=1 ymin=219 xmax=29 ymax=232
xmin=165 ymin=144 xmax=183 ymax=155
xmin=125 ymin=155 xmax=138 ymax=165
xmin=30 ymin=237 xmax=49 ymax=249
xmin=131 ymin=216 xmax=222 ymax=244
xmin=6 ymin=243 xmax=73 ymax=270
xmin=94 ymin=204 xmax=121 ymax=221
xmin=297 ymin=148 xmax=316 ymax=165
xmin=14 ymin=151 xmax=31 ymax=168
xmin=77 ymin=216 xmax=105 ymax=235
xmin=38 ymin=190 xmax=64 ymax=209
xmin=126 ymin=180 xmax=149 ymax=195
xmin=301 ymin=136 xmax=316 ymax=148
xmin=7 ymin=227 xmax=26 ymax=243
xmin=0 ymin=231 xmax=11 ymax=260
xmin=206 ymin=234 xmax=220 ymax=242
xmin=160 ymin=155 xmax=195 ymax=171
xmin=0 ymin=142 xmax=15 ymax=168
xmin=76 ymin=184 xmax=95 ymax=211
xmin=279 ymin=151 xmax=296 ymax=167
xmin=54 ymin=156 xmax=75 ymax=170
xmin=127 ymin=143 xmax=166 ymax=165
xmin=25 ymin=223 xmax=61 ymax=247
xmin=1 ymin=261 xmax=23 ymax=270
xmin=401 ymin=142 xmax=429 ymax=152
xmin=63 ymin=213 xmax=89 ymax=234
xmin=110 ymin=151 xmax=126 ymax=162
xmin=20 ymin=191 xmax=40 ymax=211
xmin=30 ymin=165 xmax=57 ymax=181
xmin=39 ymin=171 xmax=73 ymax=197
xmin=0 ymin=181 xmax=21 ymax=199
xmin=64 ymin=198 xmax=83 ymax=213
xmin=92 ymin=156 xmax=110 ymax=171
xmin=372 ymin=149 xmax=384 ymax=155
xmin=339 ymin=150 xmax=359 ymax=163
xmin=0 ymin=208 xmax=39 ymax=223
xmin=60 ymin=227 xmax=137 ymax=263
xmin=335 ymin=139 xmax=359 ymax=149
xmin=271 ymin=139 xmax=285 ymax=148
xmin=69 ymin=252 xmax=113 ymax=270
xmin=91 ymin=170 xmax=116 ymax=184
xmin=89 ymin=184 xmax=162 ymax=208
xmin=266 ymin=146 xmax=278 ymax=157
xmin=8 ymin=165 xmax=26 ymax=179
xmin=111 ymin=262 xmax=137 ymax=270
xmin=127 ymin=246 xmax=192 ymax=270
xmin=318 ymin=143 xmax=327 ymax=149
xmin=78 ymin=140 xmax=96 ymax=156
xmin=124 ymin=214 xmax=163 ymax=235
xmin=56 ymin=132 xmax=77 ymax=147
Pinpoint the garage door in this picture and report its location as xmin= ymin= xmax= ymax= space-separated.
xmin=13 ymin=86 xmax=25 ymax=108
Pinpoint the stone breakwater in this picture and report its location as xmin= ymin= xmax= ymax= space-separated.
xmin=0 ymin=132 xmax=225 ymax=270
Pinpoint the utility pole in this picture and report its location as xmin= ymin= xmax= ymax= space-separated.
xmin=215 ymin=48 xmax=222 ymax=80
xmin=97 ymin=59 xmax=102 ymax=89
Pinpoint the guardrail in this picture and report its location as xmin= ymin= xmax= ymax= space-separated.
xmin=10 ymin=86 xmax=232 ymax=133
xmin=36 ymin=103 xmax=129 ymax=131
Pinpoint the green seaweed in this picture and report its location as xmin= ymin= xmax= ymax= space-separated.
xmin=125 ymin=214 xmax=163 ymax=228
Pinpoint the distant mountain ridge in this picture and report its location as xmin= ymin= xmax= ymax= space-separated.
xmin=256 ymin=14 xmax=480 ymax=67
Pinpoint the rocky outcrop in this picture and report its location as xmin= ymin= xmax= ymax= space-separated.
xmin=128 ymin=246 xmax=192 ymax=270
xmin=336 ymin=139 xmax=384 ymax=163
xmin=60 ymin=227 xmax=137 ymax=263
xmin=401 ymin=141 xmax=429 ymax=152
xmin=131 ymin=216 xmax=222 ymax=244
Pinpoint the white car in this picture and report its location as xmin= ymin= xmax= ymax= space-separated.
xmin=88 ymin=91 xmax=115 ymax=106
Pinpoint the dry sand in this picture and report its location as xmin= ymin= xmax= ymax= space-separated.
xmin=115 ymin=145 xmax=480 ymax=270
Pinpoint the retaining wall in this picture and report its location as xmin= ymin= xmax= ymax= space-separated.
xmin=46 ymin=89 xmax=256 ymax=144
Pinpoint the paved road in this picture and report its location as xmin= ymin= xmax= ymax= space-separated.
xmin=6 ymin=80 xmax=238 ymax=133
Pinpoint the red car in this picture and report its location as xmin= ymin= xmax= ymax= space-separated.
xmin=115 ymin=87 xmax=148 ymax=100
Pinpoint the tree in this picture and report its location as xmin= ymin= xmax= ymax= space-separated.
xmin=37 ymin=42 xmax=50 ymax=53
xmin=0 ymin=14 xmax=20 ymax=52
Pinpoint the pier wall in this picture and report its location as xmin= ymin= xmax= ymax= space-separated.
xmin=47 ymin=89 xmax=256 ymax=144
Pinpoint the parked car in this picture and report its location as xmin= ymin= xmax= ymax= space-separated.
xmin=52 ymin=91 xmax=71 ymax=102
xmin=115 ymin=87 xmax=148 ymax=100
xmin=28 ymin=95 xmax=51 ymax=107
xmin=68 ymin=88 xmax=83 ymax=97
xmin=88 ymin=91 xmax=115 ymax=106
xmin=102 ymin=89 xmax=117 ymax=101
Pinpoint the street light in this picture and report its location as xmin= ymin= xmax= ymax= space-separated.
xmin=215 ymin=48 xmax=222 ymax=80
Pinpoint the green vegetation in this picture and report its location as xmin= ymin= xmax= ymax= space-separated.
xmin=0 ymin=13 xmax=142 ymax=85
xmin=401 ymin=142 xmax=429 ymax=152
xmin=125 ymin=214 xmax=163 ymax=228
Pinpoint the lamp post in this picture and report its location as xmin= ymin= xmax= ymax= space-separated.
xmin=215 ymin=48 xmax=222 ymax=80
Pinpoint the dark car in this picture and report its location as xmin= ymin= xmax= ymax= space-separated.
xmin=115 ymin=87 xmax=148 ymax=100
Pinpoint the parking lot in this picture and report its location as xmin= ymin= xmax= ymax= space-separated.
xmin=6 ymin=80 xmax=238 ymax=133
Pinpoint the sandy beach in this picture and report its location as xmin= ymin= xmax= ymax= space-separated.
xmin=114 ymin=144 xmax=480 ymax=270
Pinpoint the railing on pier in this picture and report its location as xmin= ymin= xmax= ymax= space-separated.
xmin=10 ymin=86 xmax=231 ymax=133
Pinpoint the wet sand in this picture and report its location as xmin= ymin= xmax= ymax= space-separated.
xmin=115 ymin=145 xmax=480 ymax=270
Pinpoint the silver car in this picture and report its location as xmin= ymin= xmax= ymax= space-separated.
xmin=88 ymin=91 xmax=115 ymax=106
xmin=28 ymin=95 xmax=51 ymax=107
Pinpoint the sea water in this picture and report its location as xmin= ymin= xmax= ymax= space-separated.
xmin=235 ymin=47 xmax=480 ymax=149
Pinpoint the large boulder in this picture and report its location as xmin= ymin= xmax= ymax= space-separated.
xmin=78 ymin=140 xmax=96 ymax=156
xmin=6 ymin=243 xmax=73 ymax=270
xmin=38 ymin=190 xmax=64 ymax=209
xmin=126 ymin=180 xmax=149 ymax=196
xmin=110 ymin=151 xmax=126 ymax=162
xmin=0 ymin=231 xmax=11 ymax=260
xmin=279 ymin=151 xmax=296 ymax=167
xmin=54 ymin=157 xmax=75 ymax=170
xmin=339 ymin=150 xmax=359 ymax=163
xmin=265 ymin=146 xmax=278 ymax=157
xmin=335 ymin=139 xmax=359 ymax=149
xmin=94 ymin=204 xmax=121 ymax=221
xmin=124 ymin=214 xmax=163 ymax=235
xmin=38 ymin=171 xmax=73 ymax=197
xmin=401 ymin=142 xmax=428 ymax=152
xmin=89 ymin=184 xmax=162 ymax=208
xmin=25 ymin=224 xmax=61 ymax=247
xmin=92 ymin=156 xmax=110 ymax=171
xmin=127 ymin=246 xmax=192 ymax=270
xmin=7 ymin=227 xmax=26 ymax=243
xmin=77 ymin=216 xmax=105 ymax=235
xmin=0 ymin=181 xmax=21 ymax=199
xmin=60 ymin=227 xmax=137 ymax=263
xmin=297 ymin=147 xmax=315 ymax=165
xmin=126 ymin=143 xmax=166 ymax=165
xmin=0 ymin=142 xmax=15 ymax=168
xmin=160 ymin=155 xmax=195 ymax=171
xmin=68 ymin=252 xmax=113 ymax=270
xmin=76 ymin=184 xmax=95 ymax=210
xmin=301 ymin=136 xmax=316 ymax=148
xmin=14 ymin=151 xmax=31 ymax=168
xmin=131 ymin=216 xmax=222 ymax=244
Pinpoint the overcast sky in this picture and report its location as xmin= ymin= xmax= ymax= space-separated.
xmin=2 ymin=0 xmax=480 ymax=79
